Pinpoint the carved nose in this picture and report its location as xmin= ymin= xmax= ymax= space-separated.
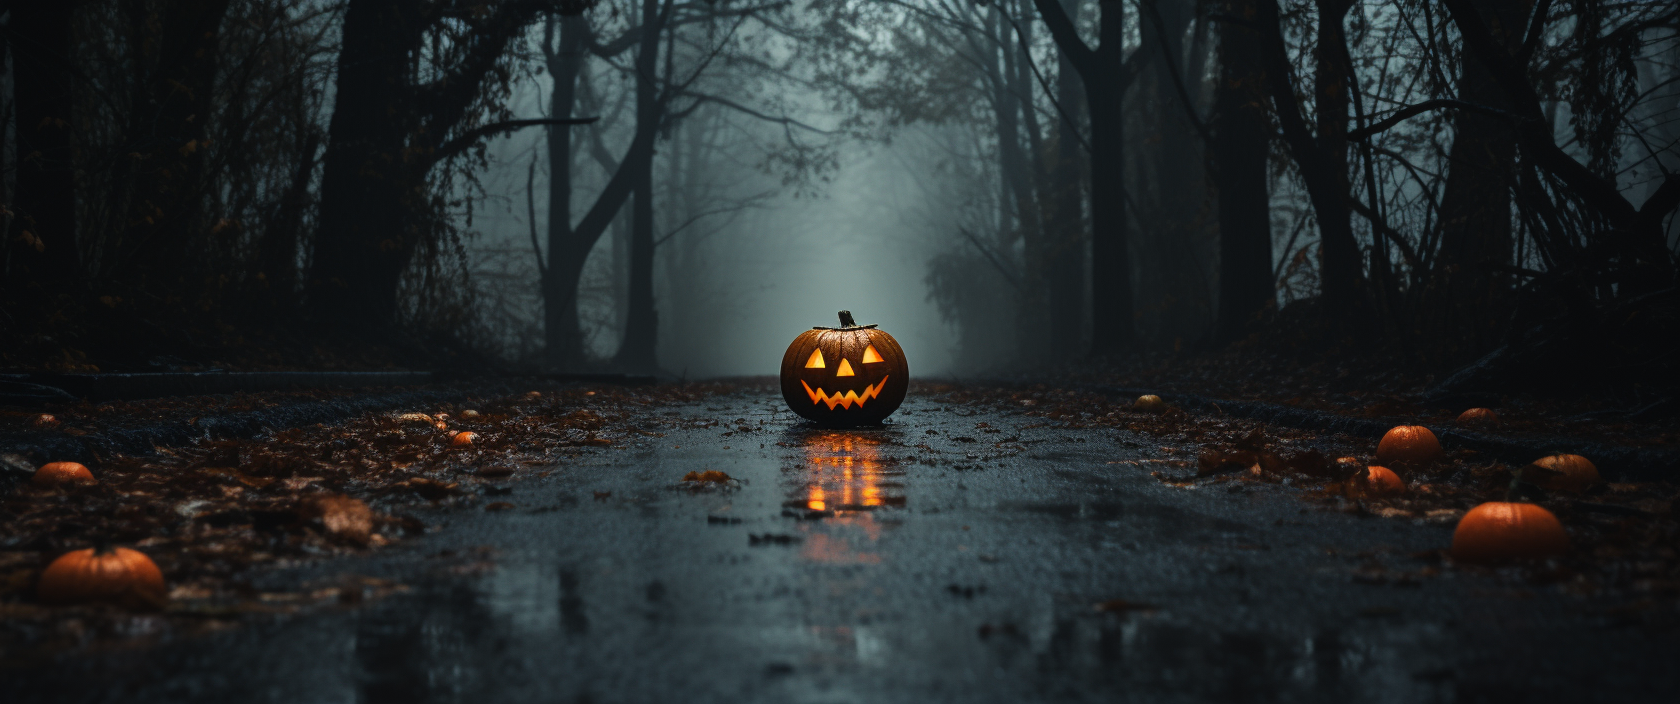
xmin=835 ymin=359 xmax=855 ymax=377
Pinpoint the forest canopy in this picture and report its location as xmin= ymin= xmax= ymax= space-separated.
xmin=1 ymin=0 xmax=1676 ymax=390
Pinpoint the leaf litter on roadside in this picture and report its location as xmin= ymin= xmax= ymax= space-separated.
xmin=930 ymin=383 xmax=1680 ymax=603
xmin=0 ymin=381 xmax=754 ymax=656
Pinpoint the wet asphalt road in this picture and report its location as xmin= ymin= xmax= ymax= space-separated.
xmin=14 ymin=391 xmax=1679 ymax=703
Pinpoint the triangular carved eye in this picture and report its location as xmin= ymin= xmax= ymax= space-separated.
xmin=862 ymin=345 xmax=884 ymax=363
xmin=805 ymin=349 xmax=825 ymax=368
xmin=835 ymin=359 xmax=855 ymax=377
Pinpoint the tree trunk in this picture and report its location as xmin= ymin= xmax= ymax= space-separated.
xmin=257 ymin=128 xmax=322 ymax=314
xmin=1214 ymin=0 xmax=1273 ymax=341
xmin=1046 ymin=0 xmax=1088 ymax=356
xmin=1430 ymin=0 xmax=1533 ymax=357
xmin=1033 ymin=0 xmax=1134 ymax=353
xmin=306 ymin=0 xmax=425 ymax=335
xmin=120 ymin=0 xmax=234 ymax=287
xmin=8 ymin=0 xmax=81 ymax=287
xmin=307 ymin=0 xmax=552 ymax=336
xmin=613 ymin=0 xmax=666 ymax=371
xmin=1136 ymin=0 xmax=1209 ymax=348
xmin=986 ymin=7 xmax=1047 ymax=362
xmin=1256 ymin=0 xmax=1362 ymax=326
xmin=1311 ymin=0 xmax=1363 ymax=322
xmin=544 ymin=14 xmax=589 ymax=368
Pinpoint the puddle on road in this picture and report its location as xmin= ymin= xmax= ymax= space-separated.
xmin=790 ymin=431 xmax=906 ymax=513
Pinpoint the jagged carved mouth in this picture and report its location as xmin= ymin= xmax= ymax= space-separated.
xmin=801 ymin=376 xmax=890 ymax=410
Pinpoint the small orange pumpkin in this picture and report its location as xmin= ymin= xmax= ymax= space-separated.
xmin=1456 ymin=408 xmax=1500 ymax=427
xmin=450 ymin=431 xmax=477 ymax=448
xmin=1530 ymin=454 xmax=1599 ymax=493
xmin=37 ymin=547 xmax=167 ymax=607
xmin=1133 ymin=395 xmax=1165 ymax=413
xmin=1365 ymin=466 xmax=1405 ymax=495
xmin=32 ymin=461 xmax=96 ymax=488
xmin=1451 ymin=502 xmax=1569 ymax=564
xmin=1376 ymin=426 xmax=1443 ymax=467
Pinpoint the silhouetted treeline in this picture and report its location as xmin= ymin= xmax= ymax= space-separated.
xmin=808 ymin=0 xmax=1676 ymax=385
xmin=3 ymin=0 xmax=1677 ymax=386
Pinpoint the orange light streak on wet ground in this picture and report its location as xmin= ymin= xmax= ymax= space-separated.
xmin=798 ymin=432 xmax=905 ymax=513
xmin=793 ymin=432 xmax=907 ymax=564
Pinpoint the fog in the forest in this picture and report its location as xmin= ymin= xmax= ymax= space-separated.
xmin=476 ymin=117 xmax=966 ymax=377
xmin=3 ymin=0 xmax=1676 ymax=386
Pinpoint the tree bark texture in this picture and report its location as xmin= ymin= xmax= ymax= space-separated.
xmin=1213 ymin=0 xmax=1274 ymax=341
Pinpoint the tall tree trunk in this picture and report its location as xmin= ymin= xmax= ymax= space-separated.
xmin=120 ymin=0 xmax=234 ymax=288
xmin=1033 ymin=0 xmax=1135 ymax=353
xmin=985 ymin=7 xmax=1047 ymax=362
xmin=1214 ymin=0 xmax=1273 ymax=341
xmin=258 ymin=128 xmax=322 ymax=314
xmin=613 ymin=0 xmax=666 ymax=371
xmin=1045 ymin=0 xmax=1088 ymax=356
xmin=1137 ymin=0 xmax=1208 ymax=347
xmin=307 ymin=0 xmax=554 ymax=336
xmin=1311 ymin=0 xmax=1362 ymax=321
xmin=0 ymin=15 xmax=9 ymax=278
xmin=1430 ymin=0 xmax=1533 ymax=356
xmin=544 ymin=14 xmax=589 ymax=368
xmin=1256 ymin=0 xmax=1363 ymax=325
xmin=306 ymin=0 xmax=425 ymax=335
xmin=7 ymin=0 xmax=81 ymax=287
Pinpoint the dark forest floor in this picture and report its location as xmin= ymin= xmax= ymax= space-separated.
xmin=3 ymin=376 xmax=1677 ymax=664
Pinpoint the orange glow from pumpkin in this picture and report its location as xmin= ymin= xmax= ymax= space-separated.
xmin=801 ymin=376 xmax=889 ymax=409
xmin=835 ymin=358 xmax=855 ymax=376
xmin=801 ymin=433 xmax=900 ymax=513
xmin=862 ymin=345 xmax=884 ymax=363
xmin=805 ymin=349 xmax=825 ymax=368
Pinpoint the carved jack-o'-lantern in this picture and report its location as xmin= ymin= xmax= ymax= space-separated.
xmin=780 ymin=311 xmax=908 ymax=426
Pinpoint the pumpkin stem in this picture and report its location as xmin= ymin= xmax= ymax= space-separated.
xmin=837 ymin=310 xmax=857 ymax=328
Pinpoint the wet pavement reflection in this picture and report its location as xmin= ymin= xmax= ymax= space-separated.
xmin=12 ymin=394 xmax=1678 ymax=703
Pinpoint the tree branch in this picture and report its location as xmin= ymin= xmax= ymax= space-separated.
xmin=433 ymin=117 xmax=600 ymax=163
xmin=679 ymin=94 xmax=831 ymax=133
xmin=1346 ymin=98 xmax=1534 ymax=142
xmin=958 ymin=226 xmax=1025 ymax=292
xmin=1029 ymin=0 xmax=1095 ymax=76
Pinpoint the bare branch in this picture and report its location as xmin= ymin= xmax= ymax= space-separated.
xmin=433 ymin=117 xmax=600 ymax=163
xmin=1346 ymin=99 xmax=1533 ymax=142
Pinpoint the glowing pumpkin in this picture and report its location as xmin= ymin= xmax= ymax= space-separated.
xmin=1133 ymin=395 xmax=1165 ymax=413
xmin=37 ymin=546 xmax=167 ymax=607
xmin=1451 ymin=502 xmax=1569 ymax=564
xmin=1376 ymin=425 xmax=1443 ymax=467
xmin=1530 ymin=454 xmax=1598 ymax=493
xmin=779 ymin=311 xmax=908 ymax=426
xmin=32 ymin=461 xmax=96 ymax=488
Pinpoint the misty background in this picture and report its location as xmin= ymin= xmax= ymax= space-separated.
xmin=3 ymin=0 xmax=1677 ymax=388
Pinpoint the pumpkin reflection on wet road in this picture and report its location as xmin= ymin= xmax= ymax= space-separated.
xmin=15 ymin=393 xmax=1678 ymax=703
